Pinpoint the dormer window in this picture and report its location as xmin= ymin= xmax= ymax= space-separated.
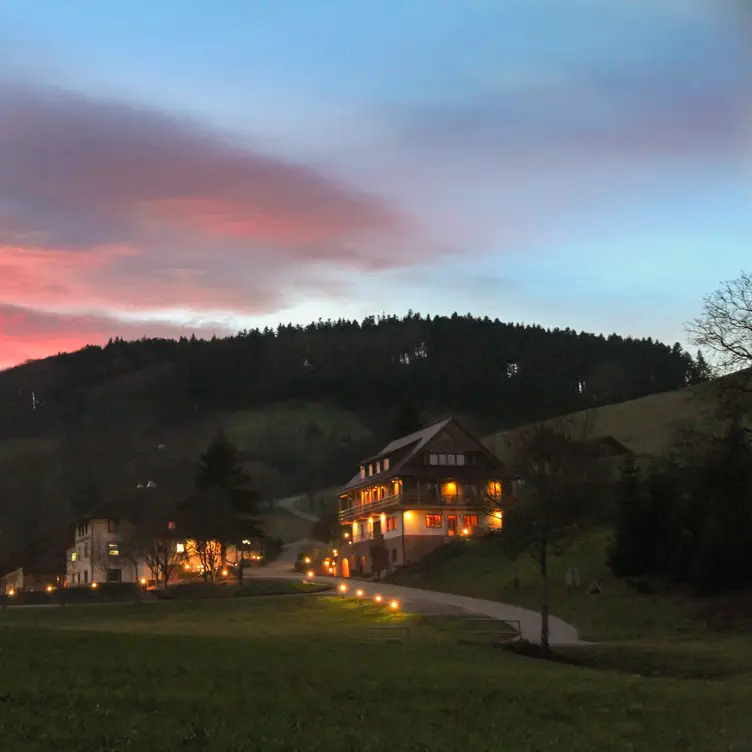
xmin=375 ymin=460 xmax=381 ymax=474
xmin=368 ymin=464 xmax=373 ymax=476
xmin=360 ymin=465 xmax=366 ymax=479
xmin=383 ymin=457 xmax=390 ymax=471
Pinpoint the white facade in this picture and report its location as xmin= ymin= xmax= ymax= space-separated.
xmin=65 ymin=518 xmax=155 ymax=587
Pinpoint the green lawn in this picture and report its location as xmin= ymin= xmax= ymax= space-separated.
xmin=0 ymin=596 xmax=751 ymax=750
xmin=387 ymin=530 xmax=714 ymax=641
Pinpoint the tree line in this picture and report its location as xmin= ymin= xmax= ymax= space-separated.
xmin=0 ymin=312 xmax=709 ymax=442
xmin=0 ymin=311 xmax=710 ymax=566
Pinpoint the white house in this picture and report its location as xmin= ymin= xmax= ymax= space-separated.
xmin=65 ymin=517 xmax=156 ymax=586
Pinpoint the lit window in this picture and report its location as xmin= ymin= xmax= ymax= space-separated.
xmin=383 ymin=457 xmax=390 ymax=471
xmin=360 ymin=466 xmax=366 ymax=479
xmin=386 ymin=516 xmax=398 ymax=532
xmin=176 ymin=542 xmax=185 ymax=553
xmin=108 ymin=543 xmax=120 ymax=557
xmin=167 ymin=521 xmax=176 ymax=530
xmin=425 ymin=514 xmax=442 ymax=528
xmin=441 ymin=481 xmax=458 ymax=497
xmin=368 ymin=464 xmax=373 ymax=476
xmin=463 ymin=514 xmax=479 ymax=528
xmin=488 ymin=481 xmax=503 ymax=498
xmin=71 ymin=552 xmax=77 ymax=562
xmin=375 ymin=460 xmax=381 ymax=473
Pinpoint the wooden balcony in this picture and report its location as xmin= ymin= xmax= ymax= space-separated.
xmin=339 ymin=491 xmax=499 ymax=523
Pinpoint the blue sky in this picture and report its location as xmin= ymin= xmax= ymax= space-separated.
xmin=0 ymin=0 xmax=750 ymax=366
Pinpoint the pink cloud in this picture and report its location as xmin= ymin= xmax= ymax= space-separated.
xmin=0 ymin=304 xmax=232 ymax=370
xmin=0 ymin=79 xmax=437 ymax=368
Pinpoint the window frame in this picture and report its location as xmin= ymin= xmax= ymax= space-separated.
xmin=425 ymin=514 xmax=442 ymax=529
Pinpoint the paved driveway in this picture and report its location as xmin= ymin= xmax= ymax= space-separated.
xmin=254 ymin=546 xmax=583 ymax=646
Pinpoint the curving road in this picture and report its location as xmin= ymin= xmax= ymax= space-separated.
xmin=265 ymin=494 xmax=583 ymax=645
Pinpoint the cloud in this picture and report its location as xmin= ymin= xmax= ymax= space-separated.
xmin=0 ymin=79 xmax=411 ymax=253
xmin=350 ymin=46 xmax=751 ymax=252
xmin=0 ymin=77 xmax=431 ymax=368
xmin=0 ymin=304 xmax=233 ymax=370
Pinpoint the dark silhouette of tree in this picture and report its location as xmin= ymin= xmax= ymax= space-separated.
xmin=500 ymin=415 xmax=601 ymax=657
xmin=179 ymin=432 xmax=263 ymax=581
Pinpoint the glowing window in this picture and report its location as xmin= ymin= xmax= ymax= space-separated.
xmin=108 ymin=543 xmax=119 ymax=557
xmin=488 ymin=481 xmax=503 ymax=498
xmin=425 ymin=514 xmax=442 ymax=528
xmin=176 ymin=542 xmax=186 ymax=554
xmin=383 ymin=457 xmax=390 ymax=471
xmin=463 ymin=514 xmax=479 ymax=528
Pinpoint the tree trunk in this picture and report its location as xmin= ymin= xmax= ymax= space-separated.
xmin=540 ymin=547 xmax=551 ymax=658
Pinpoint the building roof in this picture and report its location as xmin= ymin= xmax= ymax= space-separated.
xmin=342 ymin=417 xmax=506 ymax=493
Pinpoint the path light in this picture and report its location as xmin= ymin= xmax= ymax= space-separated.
xmin=390 ymin=600 xmax=399 ymax=611
xmin=306 ymin=570 xmax=315 ymax=579
xmin=356 ymin=589 xmax=364 ymax=598
xmin=221 ymin=569 xmax=229 ymax=577
xmin=339 ymin=583 xmax=348 ymax=593
xmin=303 ymin=556 xmax=311 ymax=564
xmin=332 ymin=549 xmax=338 ymax=556
xmin=46 ymin=585 xmax=54 ymax=593
xmin=140 ymin=578 xmax=147 ymax=586
xmin=7 ymin=589 xmax=14 ymax=597
xmin=91 ymin=582 xmax=98 ymax=589
xmin=374 ymin=594 xmax=382 ymax=603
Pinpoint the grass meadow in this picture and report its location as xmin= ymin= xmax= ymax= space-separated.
xmin=0 ymin=594 xmax=751 ymax=750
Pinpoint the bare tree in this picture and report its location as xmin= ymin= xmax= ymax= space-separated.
xmin=187 ymin=538 xmax=223 ymax=582
xmin=687 ymin=271 xmax=752 ymax=378
xmin=497 ymin=415 xmax=600 ymax=657
xmin=687 ymin=272 xmax=752 ymax=431
xmin=140 ymin=536 xmax=183 ymax=589
xmin=91 ymin=536 xmax=113 ymax=584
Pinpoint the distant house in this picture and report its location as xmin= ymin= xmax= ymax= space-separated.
xmin=65 ymin=503 xmax=252 ymax=587
xmin=338 ymin=418 xmax=512 ymax=575
xmin=65 ymin=516 xmax=156 ymax=586
xmin=0 ymin=528 xmax=68 ymax=594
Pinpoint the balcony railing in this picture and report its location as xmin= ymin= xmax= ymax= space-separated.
xmin=339 ymin=491 xmax=499 ymax=522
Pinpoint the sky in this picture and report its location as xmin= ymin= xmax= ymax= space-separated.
xmin=0 ymin=0 xmax=750 ymax=369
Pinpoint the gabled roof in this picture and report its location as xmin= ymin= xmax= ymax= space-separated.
xmin=363 ymin=418 xmax=453 ymax=463
xmin=341 ymin=417 xmax=504 ymax=493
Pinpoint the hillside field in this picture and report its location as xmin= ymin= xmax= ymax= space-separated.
xmin=484 ymin=379 xmax=721 ymax=460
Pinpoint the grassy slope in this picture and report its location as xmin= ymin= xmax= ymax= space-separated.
xmin=484 ymin=380 xmax=719 ymax=460
xmin=0 ymin=596 xmax=750 ymax=750
xmin=387 ymin=531 xmax=704 ymax=641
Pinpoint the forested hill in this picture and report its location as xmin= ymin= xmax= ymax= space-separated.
xmin=0 ymin=313 xmax=707 ymax=558
xmin=1 ymin=313 xmax=706 ymax=441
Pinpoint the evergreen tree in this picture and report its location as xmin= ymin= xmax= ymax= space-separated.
xmin=179 ymin=431 xmax=263 ymax=580
xmin=606 ymin=455 xmax=645 ymax=577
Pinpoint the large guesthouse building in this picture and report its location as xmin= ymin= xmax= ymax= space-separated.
xmin=338 ymin=418 xmax=511 ymax=575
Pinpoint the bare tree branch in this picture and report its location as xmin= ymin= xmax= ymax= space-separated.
xmin=687 ymin=271 xmax=752 ymax=375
